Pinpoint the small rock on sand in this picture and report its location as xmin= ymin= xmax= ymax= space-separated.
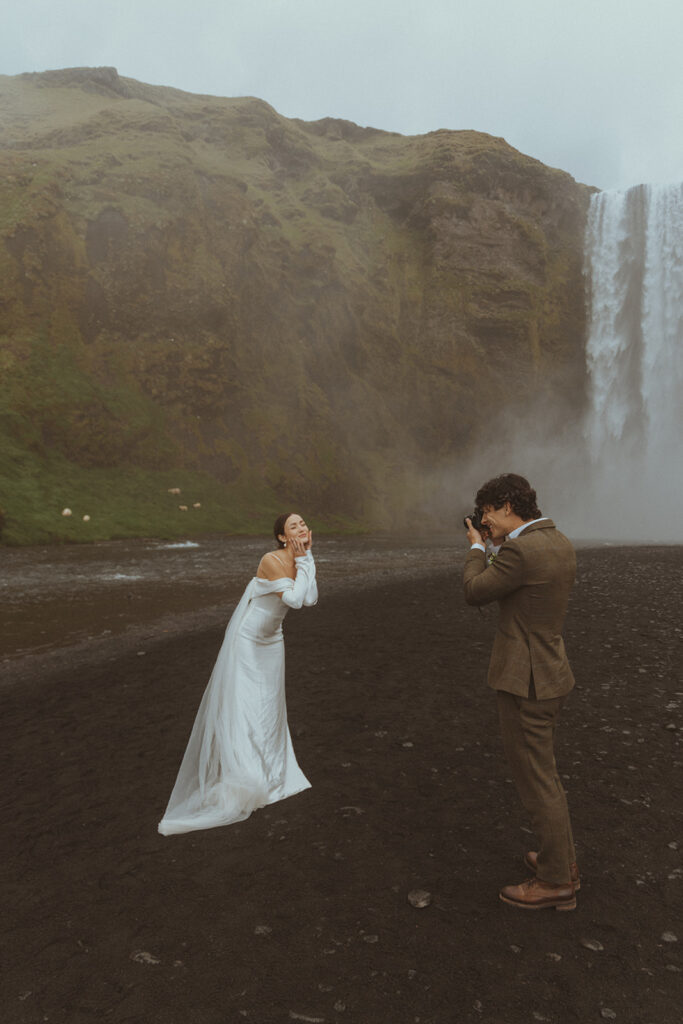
xmin=580 ymin=938 xmax=604 ymax=951
xmin=407 ymin=889 xmax=432 ymax=908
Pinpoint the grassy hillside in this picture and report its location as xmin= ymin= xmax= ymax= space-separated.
xmin=0 ymin=67 xmax=592 ymax=544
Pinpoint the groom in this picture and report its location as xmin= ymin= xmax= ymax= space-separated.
xmin=464 ymin=473 xmax=579 ymax=911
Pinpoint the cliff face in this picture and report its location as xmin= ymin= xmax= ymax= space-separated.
xmin=0 ymin=67 xmax=592 ymax=542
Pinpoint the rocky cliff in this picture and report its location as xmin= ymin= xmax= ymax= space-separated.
xmin=0 ymin=67 xmax=592 ymax=543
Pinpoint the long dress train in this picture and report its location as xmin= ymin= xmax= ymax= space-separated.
xmin=158 ymin=551 xmax=317 ymax=835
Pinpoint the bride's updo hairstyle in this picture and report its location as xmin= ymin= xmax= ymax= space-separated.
xmin=273 ymin=512 xmax=294 ymax=548
xmin=475 ymin=474 xmax=541 ymax=520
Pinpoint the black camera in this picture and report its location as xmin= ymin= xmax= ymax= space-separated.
xmin=463 ymin=509 xmax=484 ymax=531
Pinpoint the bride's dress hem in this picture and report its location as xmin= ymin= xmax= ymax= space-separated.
xmin=157 ymin=779 xmax=312 ymax=836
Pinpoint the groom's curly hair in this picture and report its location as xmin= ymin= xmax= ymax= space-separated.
xmin=475 ymin=474 xmax=542 ymax=520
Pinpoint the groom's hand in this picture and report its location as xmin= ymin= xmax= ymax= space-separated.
xmin=465 ymin=517 xmax=484 ymax=547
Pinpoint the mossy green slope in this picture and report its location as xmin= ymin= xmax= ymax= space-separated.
xmin=0 ymin=67 xmax=592 ymax=544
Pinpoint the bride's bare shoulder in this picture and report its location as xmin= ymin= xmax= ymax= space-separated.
xmin=257 ymin=550 xmax=285 ymax=579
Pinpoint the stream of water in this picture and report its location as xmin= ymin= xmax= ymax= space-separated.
xmin=1 ymin=533 xmax=457 ymax=671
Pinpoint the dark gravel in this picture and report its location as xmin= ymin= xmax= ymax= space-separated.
xmin=1 ymin=546 xmax=682 ymax=1024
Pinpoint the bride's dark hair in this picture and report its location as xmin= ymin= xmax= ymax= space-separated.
xmin=273 ymin=512 xmax=294 ymax=548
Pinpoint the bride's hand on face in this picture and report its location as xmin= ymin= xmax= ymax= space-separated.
xmin=289 ymin=533 xmax=309 ymax=557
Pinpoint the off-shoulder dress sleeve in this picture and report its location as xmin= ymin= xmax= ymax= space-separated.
xmin=281 ymin=551 xmax=318 ymax=609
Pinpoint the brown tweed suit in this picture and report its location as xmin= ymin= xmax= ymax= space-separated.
xmin=463 ymin=519 xmax=577 ymax=884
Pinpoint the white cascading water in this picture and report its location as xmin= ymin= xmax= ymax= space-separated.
xmin=582 ymin=182 xmax=683 ymax=539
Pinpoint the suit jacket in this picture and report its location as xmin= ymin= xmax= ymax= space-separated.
xmin=463 ymin=519 xmax=576 ymax=699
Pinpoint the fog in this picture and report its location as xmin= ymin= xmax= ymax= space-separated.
xmin=409 ymin=388 xmax=683 ymax=545
xmin=1 ymin=9 xmax=681 ymax=543
xmin=418 ymin=182 xmax=683 ymax=546
xmin=440 ymin=409 xmax=683 ymax=546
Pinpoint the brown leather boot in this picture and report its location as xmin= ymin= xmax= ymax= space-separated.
xmin=500 ymin=877 xmax=576 ymax=911
xmin=524 ymin=851 xmax=581 ymax=891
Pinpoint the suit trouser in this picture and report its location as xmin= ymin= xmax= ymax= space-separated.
xmin=497 ymin=688 xmax=576 ymax=885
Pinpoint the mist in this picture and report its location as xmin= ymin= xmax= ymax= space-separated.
xmin=415 ymin=182 xmax=683 ymax=546
xmin=414 ymin=394 xmax=682 ymax=546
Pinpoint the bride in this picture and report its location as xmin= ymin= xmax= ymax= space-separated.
xmin=158 ymin=513 xmax=317 ymax=835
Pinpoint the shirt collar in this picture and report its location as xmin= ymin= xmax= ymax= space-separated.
xmin=507 ymin=517 xmax=549 ymax=540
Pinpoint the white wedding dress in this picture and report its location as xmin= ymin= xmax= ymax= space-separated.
xmin=158 ymin=551 xmax=317 ymax=835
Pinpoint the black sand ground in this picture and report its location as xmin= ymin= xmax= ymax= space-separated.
xmin=2 ymin=546 xmax=682 ymax=1024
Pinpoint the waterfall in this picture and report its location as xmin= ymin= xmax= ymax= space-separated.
xmin=580 ymin=183 xmax=683 ymax=539
xmin=585 ymin=183 xmax=683 ymax=460
xmin=435 ymin=184 xmax=682 ymax=543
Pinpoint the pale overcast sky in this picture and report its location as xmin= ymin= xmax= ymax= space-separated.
xmin=3 ymin=0 xmax=682 ymax=190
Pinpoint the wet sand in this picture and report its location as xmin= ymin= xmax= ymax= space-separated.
xmin=2 ymin=546 xmax=682 ymax=1023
